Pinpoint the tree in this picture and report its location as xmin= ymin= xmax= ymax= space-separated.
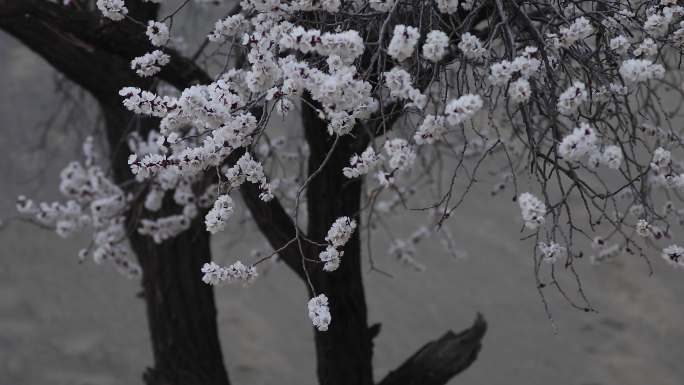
xmin=2 ymin=0 xmax=683 ymax=384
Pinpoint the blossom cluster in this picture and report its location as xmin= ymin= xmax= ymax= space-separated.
xmin=558 ymin=17 xmax=593 ymax=48
xmin=342 ymin=147 xmax=383 ymax=179
xmin=538 ymin=242 xmax=565 ymax=264
xmin=223 ymin=152 xmax=275 ymax=202
xmin=383 ymin=68 xmax=427 ymax=109
xmin=488 ymin=47 xmax=541 ymax=86
xmin=662 ymin=245 xmax=684 ymax=267
xmin=208 ymin=14 xmax=249 ymax=43
xmin=131 ymin=50 xmax=170 ymax=77
xmin=458 ymin=32 xmax=487 ymax=60
xmin=201 ymin=261 xmax=258 ymax=285
xmin=17 ymin=137 xmax=140 ymax=277
xmin=388 ymin=25 xmax=420 ymax=62
xmin=279 ymin=27 xmax=364 ymax=64
xmin=97 ymin=0 xmax=128 ymax=21
xmin=557 ymin=82 xmax=588 ymax=115
xmin=205 ymin=195 xmax=234 ymax=234
xmin=619 ymin=59 xmax=665 ymax=83
xmin=146 ymin=21 xmax=169 ymax=47
xmin=318 ymin=217 xmax=357 ymax=272
xmin=307 ymin=294 xmax=331 ymax=331
xmin=518 ymin=192 xmax=546 ymax=230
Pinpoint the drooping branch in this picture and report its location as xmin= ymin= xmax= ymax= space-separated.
xmin=379 ymin=314 xmax=487 ymax=385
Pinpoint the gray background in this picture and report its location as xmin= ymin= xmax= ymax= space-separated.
xmin=2 ymin=26 xmax=684 ymax=385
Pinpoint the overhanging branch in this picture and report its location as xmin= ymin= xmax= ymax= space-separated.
xmin=0 ymin=0 xmax=210 ymax=92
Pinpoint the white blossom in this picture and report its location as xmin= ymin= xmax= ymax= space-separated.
xmin=508 ymin=78 xmax=532 ymax=104
xmin=634 ymin=38 xmax=658 ymax=58
xmin=636 ymin=219 xmax=650 ymax=237
xmin=414 ymin=115 xmax=447 ymax=145
xmin=388 ymin=25 xmax=420 ymax=62
xmin=559 ymin=17 xmax=593 ymax=47
xmin=422 ymin=30 xmax=449 ymax=62
xmin=17 ymin=139 xmax=140 ymax=277
xmin=146 ymin=21 xmax=170 ymax=47
xmin=601 ymin=145 xmax=623 ymax=170
xmin=458 ymin=33 xmax=487 ymax=60
xmin=208 ymin=14 xmax=248 ymax=43
xmin=222 ymin=153 xmax=274 ymax=202
xmin=662 ymin=245 xmax=684 ymax=267
xmin=319 ymin=245 xmax=342 ymax=272
xmin=444 ymin=94 xmax=483 ymax=125
xmin=205 ymin=194 xmax=234 ymax=234
xmin=131 ymin=50 xmax=170 ymax=77
xmin=435 ymin=0 xmax=459 ymax=14
xmin=558 ymin=123 xmax=597 ymax=161
xmin=97 ymin=0 xmax=128 ymax=21
xmin=343 ymin=147 xmax=382 ymax=178
xmin=369 ymin=0 xmax=395 ymax=12
xmin=384 ymin=139 xmax=416 ymax=171
xmin=518 ymin=192 xmax=546 ymax=230
xmin=538 ymin=242 xmax=565 ymax=263
xmin=383 ymin=67 xmax=426 ymax=109
xmin=609 ymin=35 xmax=630 ymax=54
xmin=201 ymin=261 xmax=258 ymax=285
xmin=325 ymin=216 xmax=357 ymax=248
xmin=644 ymin=12 xmax=670 ymax=37
xmin=557 ymin=81 xmax=588 ymax=115
xmin=651 ymin=147 xmax=672 ymax=171
xmin=619 ymin=59 xmax=665 ymax=83
xmin=119 ymin=87 xmax=175 ymax=117
xmin=307 ymin=294 xmax=331 ymax=331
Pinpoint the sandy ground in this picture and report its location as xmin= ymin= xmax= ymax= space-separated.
xmin=2 ymin=29 xmax=684 ymax=385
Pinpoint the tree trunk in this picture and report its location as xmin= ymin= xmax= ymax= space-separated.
xmin=302 ymin=97 xmax=375 ymax=385
xmin=129 ymin=222 xmax=231 ymax=385
xmin=102 ymin=105 xmax=231 ymax=385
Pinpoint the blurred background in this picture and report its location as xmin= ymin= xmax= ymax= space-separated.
xmin=2 ymin=10 xmax=684 ymax=385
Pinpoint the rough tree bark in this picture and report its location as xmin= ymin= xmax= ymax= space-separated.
xmin=0 ymin=2 xmax=488 ymax=385
xmin=301 ymin=96 xmax=375 ymax=385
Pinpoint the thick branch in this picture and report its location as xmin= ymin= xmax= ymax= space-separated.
xmin=0 ymin=0 xmax=210 ymax=94
xmin=239 ymin=181 xmax=309 ymax=280
xmin=379 ymin=314 xmax=487 ymax=385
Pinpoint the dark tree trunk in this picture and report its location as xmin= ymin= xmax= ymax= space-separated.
xmin=128 ymin=222 xmax=231 ymax=385
xmin=302 ymin=96 xmax=374 ymax=385
xmin=102 ymin=105 xmax=231 ymax=385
